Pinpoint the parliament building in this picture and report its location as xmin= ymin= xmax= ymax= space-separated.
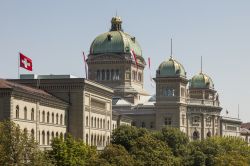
xmin=0 ymin=16 xmax=246 ymax=149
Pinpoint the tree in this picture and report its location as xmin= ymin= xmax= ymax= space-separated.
xmin=49 ymin=134 xmax=96 ymax=166
xmin=154 ymin=127 xmax=189 ymax=157
xmin=97 ymin=144 xmax=135 ymax=166
xmin=111 ymin=125 xmax=148 ymax=151
xmin=0 ymin=120 xmax=51 ymax=166
xmin=187 ymin=136 xmax=250 ymax=166
xmin=130 ymin=134 xmax=178 ymax=166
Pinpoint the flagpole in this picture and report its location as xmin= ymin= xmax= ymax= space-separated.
xmin=18 ymin=53 xmax=20 ymax=79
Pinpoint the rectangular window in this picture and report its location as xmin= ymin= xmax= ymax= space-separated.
xmin=164 ymin=117 xmax=172 ymax=126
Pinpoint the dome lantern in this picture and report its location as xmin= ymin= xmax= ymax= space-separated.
xmin=110 ymin=16 xmax=123 ymax=31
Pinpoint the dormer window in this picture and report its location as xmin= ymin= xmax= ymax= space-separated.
xmin=131 ymin=37 xmax=136 ymax=43
xmin=107 ymin=34 xmax=112 ymax=41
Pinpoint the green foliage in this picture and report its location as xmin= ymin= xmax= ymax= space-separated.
xmin=187 ymin=136 xmax=250 ymax=166
xmin=98 ymin=144 xmax=135 ymax=166
xmin=111 ymin=125 xmax=148 ymax=151
xmin=49 ymin=134 xmax=96 ymax=166
xmin=154 ymin=127 xmax=189 ymax=157
xmin=0 ymin=120 xmax=51 ymax=166
xmin=130 ymin=134 xmax=179 ymax=166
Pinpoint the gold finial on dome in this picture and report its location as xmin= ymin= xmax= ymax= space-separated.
xmin=110 ymin=16 xmax=123 ymax=31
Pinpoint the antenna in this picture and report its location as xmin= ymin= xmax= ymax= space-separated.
xmin=115 ymin=10 xmax=118 ymax=17
xmin=201 ymin=56 xmax=203 ymax=73
xmin=170 ymin=38 xmax=173 ymax=58
xmin=238 ymin=104 xmax=240 ymax=119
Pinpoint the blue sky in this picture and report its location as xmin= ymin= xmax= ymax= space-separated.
xmin=1 ymin=0 xmax=250 ymax=122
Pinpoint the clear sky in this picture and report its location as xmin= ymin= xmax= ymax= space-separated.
xmin=1 ymin=0 xmax=250 ymax=122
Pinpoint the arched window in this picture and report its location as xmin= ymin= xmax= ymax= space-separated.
xmin=42 ymin=131 xmax=45 ymax=145
xmin=86 ymin=134 xmax=89 ymax=145
xmin=100 ymin=119 xmax=102 ymax=128
xmin=108 ymin=120 xmax=110 ymax=130
xmin=24 ymin=128 xmax=28 ymax=135
xmin=94 ymin=117 xmax=96 ymax=128
xmin=193 ymin=131 xmax=200 ymax=140
xmin=56 ymin=132 xmax=59 ymax=137
xmin=16 ymin=105 xmax=19 ymax=119
xmin=31 ymin=108 xmax=34 ymax=121
xmin=47 ymin=112 xmax=50 ymax=123
xmin=60 ymin=114 xmax=63 ymax=125
xmin=52 ymin=113 xmax=54 ymax=123
xmin=91 ymin=117 xmax=93 ymax=127
xmin=97 ymin=70 xmax=100 ymax=80
xmin=31 ymin=129 xmax=35 ymax=139
xmin=97 ymin=118 xmax=99 ymax=128
xmin=47 ymin=131 xmax=50 ymax=145
xmin=39 ymin=131 xmax=40 ymax=144
xmin=56 ymin=113 xmax=59 ymax=124
xmin=86 ymin=116 xmax=89 ymax=126
xmin=42 ymin=111 xmax=45 ymax=122
xmin=111 ymin=69 xmax=114 ymax=80
xmin=207 ymin=131 xmax=211 ymax=137
xmin=107 ymin=136 xmax=110 ymax=145
xmin=51 ymin=132 xmax=54 ymax=140
xmin=138 ymin=73 xmax=142 ymax=82
xmin=103 ymin=135 xmax=105 ymax=146
xmin=103 ymin=119 xmax=105 ymax=129
xmin=60 ymin=132 xmax=63 ymax=139
xmin=113 ymin=124 xmax=114 ymax=130
xmin=106 ymin=70 xmax=110 ymax=80
xmin=91 ymin=134 xmax=93 ymax=146
xmin=24 ymin=107 xmax=27 ymax=120
xmin=101 ymin=69 xmax=105 ymax=80
xmin=94 ymin=134 xmax=96 ymax=146
xmin=115 ymin=69 xmax=120 ymax=80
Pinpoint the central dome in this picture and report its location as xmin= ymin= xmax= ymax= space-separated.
xmin=90 ymin=16 xmax=142 ymax=56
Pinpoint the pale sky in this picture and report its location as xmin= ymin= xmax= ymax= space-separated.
xmin=1 ymin=0 xmax=250 ymax=122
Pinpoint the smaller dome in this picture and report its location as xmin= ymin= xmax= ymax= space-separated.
xmin=190 ymin=73 xmax=214 ymax=89
xmin=157 ymin=57 xmax=186 ymax=78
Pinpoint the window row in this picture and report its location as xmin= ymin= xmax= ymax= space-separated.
xmin=86 ymin=116 xmax=110 ymax=130
xmin=40 ymin=111 xmax=65 ymax=125
xmin=15 ymin=105 xmax=65 ymax=126
xmin=132 ymin=121 xmax=155 ymax=129
xmin=39 ymin=130 xmax=65 ymax=145
xmin=15 ymin=105 xmax=35 ymax=120
xmin=96 ymin=69 xmax=120 ymax=81
xmin=22 ymin=128 xmax=65 ymax=146
xmin=132 ymin=71 xmax=142 ymax=82
xmin=86 ymin=133 xmax=110 ymax=147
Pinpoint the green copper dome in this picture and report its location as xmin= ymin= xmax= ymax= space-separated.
xmin=157 ymin=57 xmax=186 ymax=78
xmin=90 ymin=16 xmax=142 ymax=56
xmin=190 ymin=73 xmax=214 ymax=89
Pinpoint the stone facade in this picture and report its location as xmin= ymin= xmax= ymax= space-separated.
xmin=88 ymin=16 xmax=240 ymax=141
xmin=0 ymin=79 xmax=68 ymax=149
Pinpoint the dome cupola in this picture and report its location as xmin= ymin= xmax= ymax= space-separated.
xmin=190 ymin=57 xmax=214 ymax=89
xmin=157 ymin=57 xmax=186 ymax=78
xmin=190 ymin=72 xmax=214 ymax=89
xmin=90 ymin=16 xmax=142 ymax=56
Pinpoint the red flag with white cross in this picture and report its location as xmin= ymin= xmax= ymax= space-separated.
xmin=19 ymin=53 xmax=32 ymax=71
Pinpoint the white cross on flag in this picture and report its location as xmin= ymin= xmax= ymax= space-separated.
xmin=19 ymin=53 xmax=32 ymax=71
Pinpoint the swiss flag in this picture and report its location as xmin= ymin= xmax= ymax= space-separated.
xmin=130 ymin=49 xmax=138 ymax=69
xmin=19 ymin=53 xmax=32 ymax=71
